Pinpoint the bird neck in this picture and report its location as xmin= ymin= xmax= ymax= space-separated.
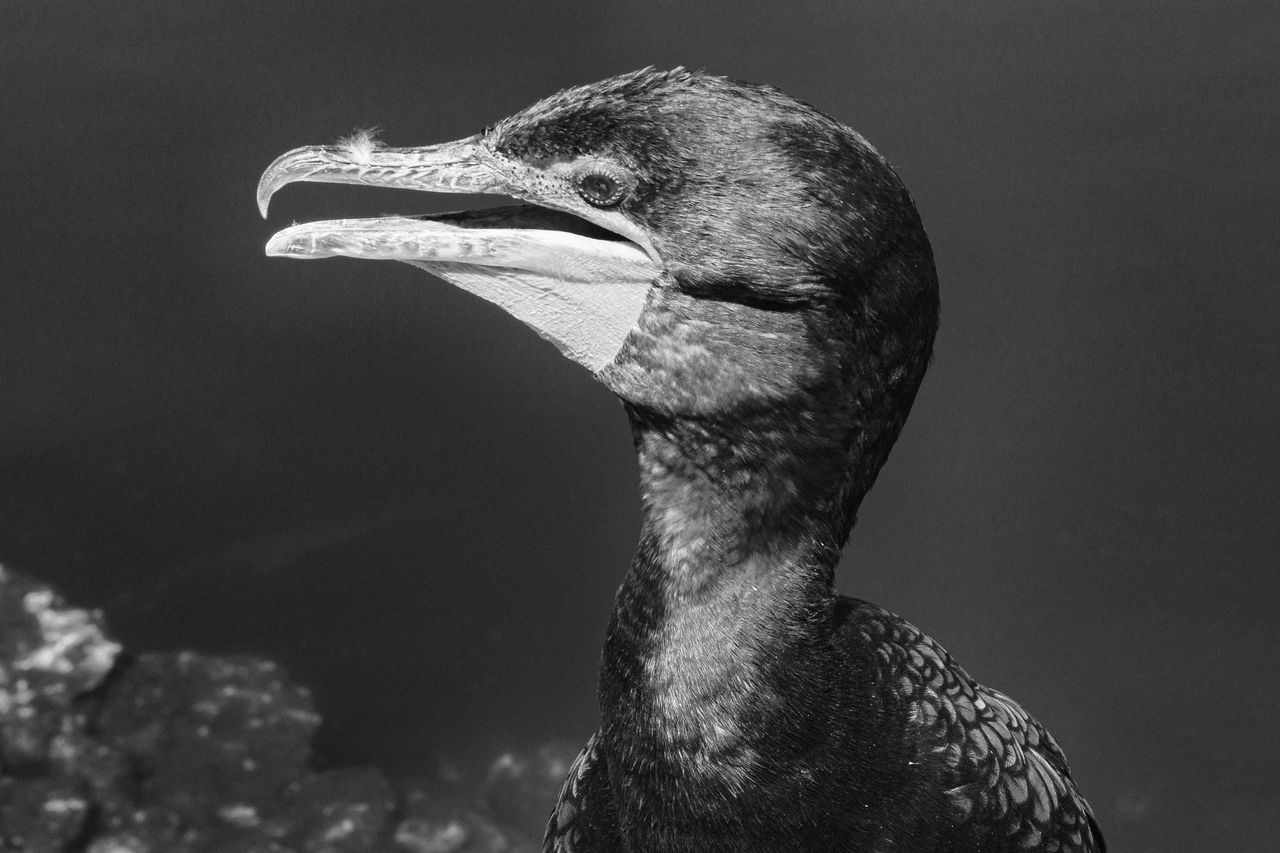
xmin=597 ymin=399 xmax=880 ymax=795
xmin=594 ymin=284 xmax=933 ymax=799
xmin=627 ymin=403 xmax=859 ymax=568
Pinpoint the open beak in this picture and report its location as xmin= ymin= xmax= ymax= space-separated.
xmin=257 ymin=135 xmax=659 ymax=372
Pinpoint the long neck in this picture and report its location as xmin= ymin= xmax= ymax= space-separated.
xmin=594 ymin=285 xmax=933 ymax=808
xmin=598 ymin=400 xmax=884 ymax=798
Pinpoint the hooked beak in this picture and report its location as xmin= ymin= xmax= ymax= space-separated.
xmin=257 ymin=135 xmax=504 ymax=218
xmin=257 ymin=134 xmax=659 ymax=372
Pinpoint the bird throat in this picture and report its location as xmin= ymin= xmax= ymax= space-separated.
xmin=594 ymin=284 xmax=927 ymax=811
xmin=598 ymin=401 xmax=866 ymax=803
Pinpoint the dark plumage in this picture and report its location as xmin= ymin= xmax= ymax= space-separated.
xmin=259 ymin=68 xmax=1103 ymax=853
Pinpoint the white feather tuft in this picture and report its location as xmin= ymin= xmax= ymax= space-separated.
xmin=337 ymin=127 xmax=383 ymax=164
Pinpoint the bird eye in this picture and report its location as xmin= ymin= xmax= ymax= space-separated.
xmin=574 ymin=162 xmax=631 ymax=208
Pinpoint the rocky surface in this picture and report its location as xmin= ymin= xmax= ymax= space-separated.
xmin=0 ymin=564 xmax=565 ymax=852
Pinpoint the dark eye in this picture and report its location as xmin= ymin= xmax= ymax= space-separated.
xmin=575 ymin=162 xmax=631 ymax=207
xmin=580 ymin=173 xmax=621 ymax=206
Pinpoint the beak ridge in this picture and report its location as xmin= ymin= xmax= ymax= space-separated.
xmin=256 ymin=136 xmax=503 ymax=218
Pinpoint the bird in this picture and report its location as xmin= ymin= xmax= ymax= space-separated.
xmin=258 ymin=67 xmax=1104 ymax=853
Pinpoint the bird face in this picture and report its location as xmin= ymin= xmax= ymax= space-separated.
xmin=259 ymin=68 xmax=937 ymax=417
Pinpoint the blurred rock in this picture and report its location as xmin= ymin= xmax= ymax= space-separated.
xmin=0 ymin=564 xmax=119 ymax=769
xmin=93 ymin=651 xmax=321 ymax=826
xmin=0 ymin=565 xmax=558 ymax=852
xmin=273 ymin=767 xmax=396 ymax=852
xmin=0 ymin=777 xmax=91 ymax=851
xmin=0 ymin=564 xmax=118 ymax=849
xmin=482 ymin=742 xmax=576 ymax=838
xmin=394 ymin=786 xmax=536 ymax=853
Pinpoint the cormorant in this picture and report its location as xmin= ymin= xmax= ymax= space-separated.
xmin=258 ymin=68 xmax=1104 ymax=853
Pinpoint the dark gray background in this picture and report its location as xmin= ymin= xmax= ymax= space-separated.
xmin=2 ymin=2 xmax=1277 ymax=850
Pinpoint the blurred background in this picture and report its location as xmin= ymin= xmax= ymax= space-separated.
xmin=2 ymin=1 xmax=1276 ymax=849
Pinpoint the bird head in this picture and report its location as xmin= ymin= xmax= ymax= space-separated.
xmin=259 ymin=68 xmax=938 ymax=425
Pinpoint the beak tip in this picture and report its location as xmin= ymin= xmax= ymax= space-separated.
xmin=264 ymin=232 xmax=287 ymax=257
xmin=256 ymin=178 xmax=276 ymax=219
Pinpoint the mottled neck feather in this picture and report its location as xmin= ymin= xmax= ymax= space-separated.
xmin=598 ymin=331 xmax=925 ymax=806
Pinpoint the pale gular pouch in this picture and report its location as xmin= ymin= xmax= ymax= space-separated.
xmin=257 ymin=133 xmax=666 ymax=373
